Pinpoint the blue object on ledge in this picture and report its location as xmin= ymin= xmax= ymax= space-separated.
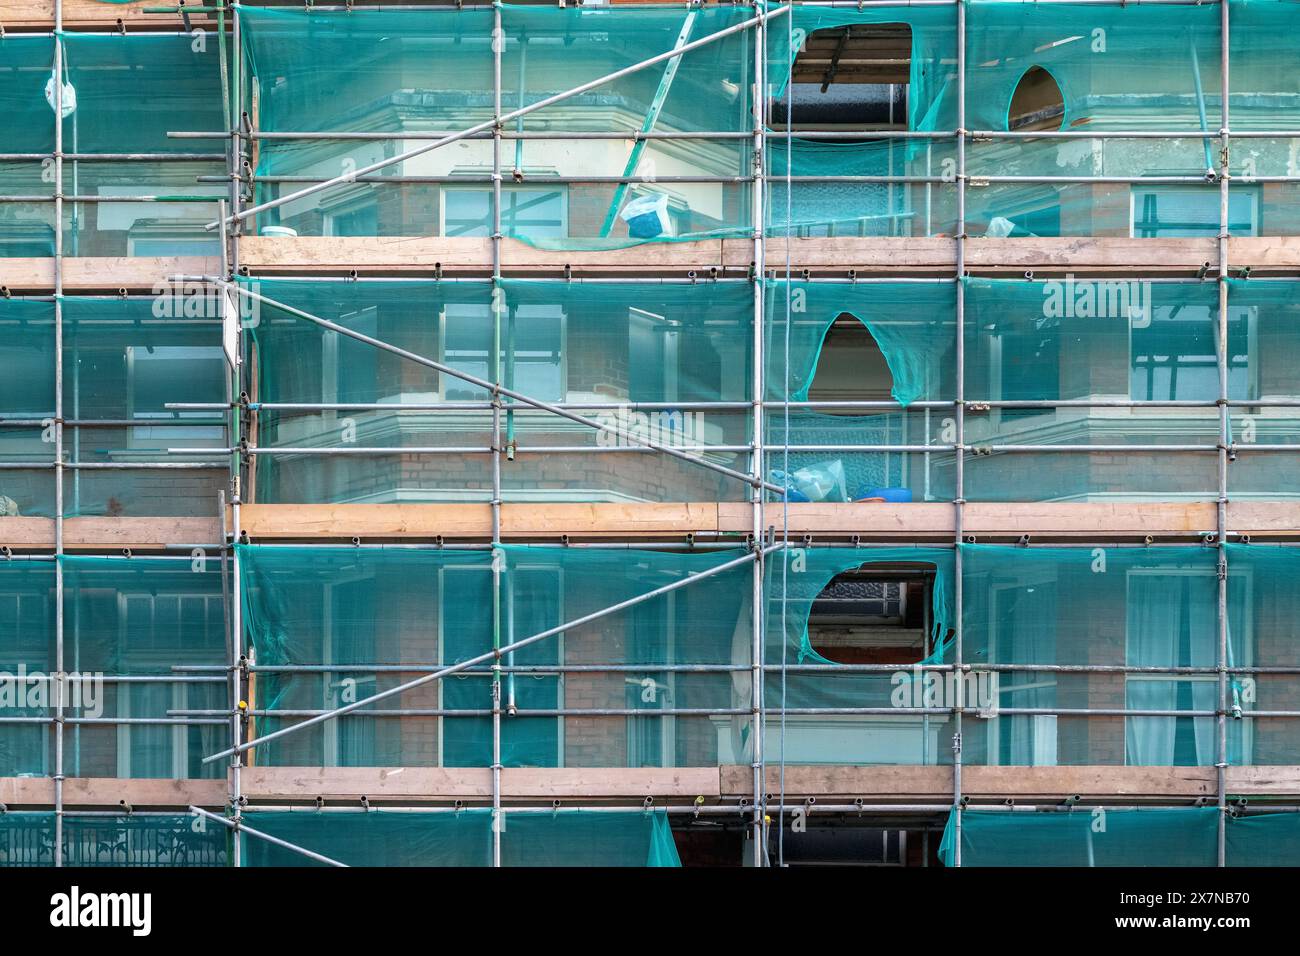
xmin=855 ymin=486 xmax=913 ymax=503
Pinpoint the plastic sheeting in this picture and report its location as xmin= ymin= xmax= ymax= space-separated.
xmin=238 ymin=809 xmax=680 ymax=867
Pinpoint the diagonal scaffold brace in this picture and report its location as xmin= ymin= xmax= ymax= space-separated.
xmin=202 ymin=544 xmax=780 ymax=764
xmin=205 ymin=4 xmax=791 ymax=231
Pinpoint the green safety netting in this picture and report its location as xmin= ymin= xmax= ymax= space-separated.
xmin=942 ymin=807 xmax=1300 ymax=866
xmin=239 ymin=4 xmax=754 ymax=247
xmin=238 ymin=809 xmax=680 ymax=867
xmin=757 ymin=544 xmax=1300 ymax=767
xmin=960 ymin=544 xmax=1269 ymax=767
xmin=762 ymin=279 xmax=954 ymax=504
xmin=0 ymin=296 xmax=229 ymax=518
xmin=0 ymin=812 xmax=230 ymax=867
xmin=0 ymin=557 xmax=228 ymax=780
xmin=243 ymin=277 xmax=752 ymax=505
xmin=765 ymin=5 xmax=958 ymax=239
xmin=764 ymin=546 xmax=957 ymax=765
xmin=0 ymin=33 xmax=225 ymax=258
xmin=237 ymin=544 xmax=753 ymax=769
xmin=939 ymin=807 xmax=1221 ymax=866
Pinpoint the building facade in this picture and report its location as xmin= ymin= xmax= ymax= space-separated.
xmin=1 ymin=0 xmax=1299 ymax=867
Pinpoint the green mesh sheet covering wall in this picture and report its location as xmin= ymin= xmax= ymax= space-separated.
xmin=766 ymin=5 xmax=958 ymax=239
xmin=0 ymin=296 xmax=229 ymax=518
xmin=726 ymin=0 xmax=1295 ymax=240
xmin=238 ymin=545 xmax=752 ymax=769
xmin=942 ymin=807 xmax=1300 ymax=866
xmin=0 ymin=557 xmax=228 ymax=779
xmin=0 ymin=812 xmax=230 ymax=867
xmin=758 ymin=276 xmax=1298 ymax=503
xmin=763 ymin=279 xmax=955 ymax=503
xmin=239 ymin=4 xmax=754 ymax=247
xmin=235 ymin=542 xmax=1300 ymax=770
xmin=0 ymin=33 xmax=225 ymax=258
xmin=244 ymin=277 xmax=752 ymax=504
xmin=939 ymin=808 xmax=1221 ymax=866
xmin=238 ymin=809 xmax=680 ymax=867
xmin=764 ymin=546 xmax=956 ymax=765
xmin=760 ymin=544 xmax=1300 ymax=767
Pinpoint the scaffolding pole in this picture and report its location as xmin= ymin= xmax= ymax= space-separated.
xmin=1216 ymin=0 xmax=1232 ymax=869
xmin=53 ymin=0 xmax=65 ymax=869
xmin=952 ymin=0 xmax=968 ymax=868
xmin=749 ymin=0 xmax=768 ymax=868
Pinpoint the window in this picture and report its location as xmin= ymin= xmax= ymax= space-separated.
xmin=807 ymin=318 xmax=897 ymax=410
xmin=769 ymin=563 xmax=948 ymax=765
xmin=1008 ymin=66 xmax=1065 ymax=132
xmin=323 ymin=194 xmax=380 ymax=238
xmin=1131 ymin=185 xmax=1259 ymax=238
xmin=987 ymin=575 xmax=1059 ymax=766
xmin=442 ymin=184 xmax=567 ymax=238
xmin=774 ymin=25 xmax=911 ymax=132
xmin=440 ymin=302 xmax=566 ymax=402
xmin=1125 ymin=571 xmax=1250 ymax=766
xmin=772 ymin=25 xmax=913 ymax=239
xmin=110 ymin=590 xmax=225 ymax=779
xmin=0 ymin=587 xmax=52 ymax=776
xmin=1130 ymin=303 xmax=1254 ymax=402
xmin=438 ymin=564 xmax=561 ymax=768
xmin=321 ymin=576 xmax=379 ymax=768
xmin=126 ymin=225 xmax=223 ymax=257
xmin=126 ymin=345 xmax=227 ymax=447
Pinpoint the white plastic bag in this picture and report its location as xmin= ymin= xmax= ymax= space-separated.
xmin=620 ymin=193 xmax=675 ymax=239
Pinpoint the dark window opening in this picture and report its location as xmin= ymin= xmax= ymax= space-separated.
xmin=772 ymin=24 xmax=912 ymax=135
xmin=806 ymin=565 xmax=938 ymax=666
xmin=807 ymin=317 xmax=896 ymax=413
xmin=1008 ymin=66 xmax=1065 ymax=132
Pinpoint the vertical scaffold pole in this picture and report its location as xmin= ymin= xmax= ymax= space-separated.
xmin=952 ymin=0 xmax=968 ymax=868
xmin=1216 ymin=0 xmax=1231 ymax=869
xmin=491 ymin=3 xmax=505 ymax=870
xmin=750 ymin=0 xmax=769 ymax=868
xmin=229 ymin=2 xmax=246 ymax=867
xmin=53 ymin=0 xmax=66 ymax=869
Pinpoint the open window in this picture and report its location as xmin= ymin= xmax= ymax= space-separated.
xmin=806 ymin=564 xmax=937 ymax=666
xmin=772 ymin=24 xmax=911 ymax=135
xmin=806 ymin=315 xmax=896 ymax=414
xmin=1008 ymin=66 xmax=1065 ymax=132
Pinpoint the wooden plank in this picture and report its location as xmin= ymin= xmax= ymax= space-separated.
xmin=239 ymin=503 xmax=722 ymax=540
xmin=0 ymin=517 xmax=221 ymax=550
xmin=51 ymin=501 xmax=1295 ymax=545
xmin=240 ymin=503 xmax=495 ymax=540
xmin=242 ymin=766 xmax=720 ymax=801
xmin=2 ymin=0 xmax=216 ymax=29
xmin=220 ymin=502 xmax=1300 ymax=538
xmin=0 ymin=776 xmax=226 ymax=808
xmin=723 ymin=765 xmax=1236 ymax=799
xmin=234 ymin=235 xmax=1300 ymax=276
xmin=5 ymin=239 xmax=1296 ymax=284
xmin=0 ymin=257 xmax=222 ymax=292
